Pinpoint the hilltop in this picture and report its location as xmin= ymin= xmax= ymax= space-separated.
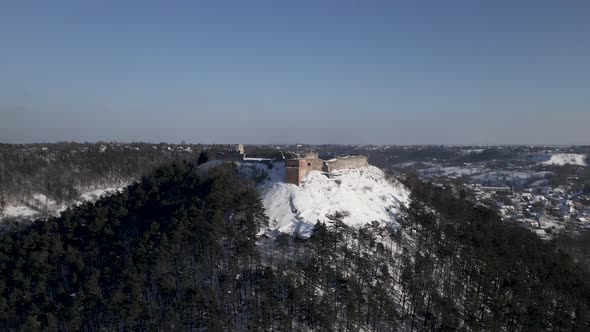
xmin=200 ymin=160 xmax=410 ymax=237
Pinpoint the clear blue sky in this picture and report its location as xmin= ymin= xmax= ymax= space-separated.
xmin=1 ymin=1 xmax=589 ymax=144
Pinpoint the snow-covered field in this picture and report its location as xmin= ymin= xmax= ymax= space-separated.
xmin=540 ymin=153 xmax=587 ymax=166
xmin=421 ymin=165 xmax=487 ymax=178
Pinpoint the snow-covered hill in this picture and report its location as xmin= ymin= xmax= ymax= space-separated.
xmin=541 ymin=153 xmax=587 ymax=166
xmin=229 ymin=161 xmax=410 ymax=237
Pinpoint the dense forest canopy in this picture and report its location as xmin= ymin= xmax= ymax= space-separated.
xmin=0 ymin=159 xmax=270 ymax=330
xmin=0 ymin=158 xmax=589 ymax=331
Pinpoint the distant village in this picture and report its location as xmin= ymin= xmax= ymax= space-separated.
xmin=469 ymin=184 xmax=590 ymax=240
xmin=402 ymin=147 xmax=590 ymax=240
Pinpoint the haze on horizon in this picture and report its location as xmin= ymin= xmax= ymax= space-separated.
xmin=1 ymin=1 xmax=589 ymax=145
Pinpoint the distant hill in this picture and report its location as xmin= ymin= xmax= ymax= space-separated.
xmin=0 ymin=142 xmax=200 ymax=223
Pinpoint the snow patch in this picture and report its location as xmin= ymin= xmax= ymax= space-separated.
xmin=79 ymin=188 xmax=120 ymax=202
xmin=197 ymin=160 xmax=411 ymax=237
xmin=2 ymin=205 xmax=40 ymax=219
xmin=256 ymin=164 xmax=410 ymax=238
xmin=541 ymin=153 xmax=587 ymax=166
xmin=1 ymin=187 xmax=124 ymax=222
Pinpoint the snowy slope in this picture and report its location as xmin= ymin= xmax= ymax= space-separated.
xmin=541 ymin=153 xmax=587 ymax=166
xmin=78 ymin=188 xmax=121 ymax=202
xmin=227 ymin=161 xmax=410 ymax=237
xmin=0 ymin=187 xmax=123 ymax=222
xmin=2 ymin=206 xmax=39 ymax=219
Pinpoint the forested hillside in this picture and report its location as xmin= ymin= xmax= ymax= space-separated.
xmin=0 ymin=143 xmax=200 ymax=206
xmin=0 ymin=160 xmax=589 ymax=331
xmin=0 ymin=159 xmax=270 ymax=330
xmin=0 ymin=143 xmax=297 ymax=222
xmin=398 ymin=176 xmax=590 ymax=330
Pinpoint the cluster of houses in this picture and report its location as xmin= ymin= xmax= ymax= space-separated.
xmin=409 ymin=155 xmax=589 ymax=240
xmin=469 ymin=184 xmax=590 ymax=239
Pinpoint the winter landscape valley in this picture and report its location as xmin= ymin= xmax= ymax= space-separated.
xmin=0 ymin=143 xmax=589 ymax=330
xmin=2 ymin=2 xmax=590 ymax=330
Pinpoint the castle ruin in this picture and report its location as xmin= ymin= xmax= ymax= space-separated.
xmin=208 ymin=144 xmax=369 ymax=186
xmin=285 ymin=152 xmax=368 ymax=186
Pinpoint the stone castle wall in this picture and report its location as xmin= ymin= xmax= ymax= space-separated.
xmin=209 ymin=144 xmax=368 ymax=186
xmin=304 ymin=158 xmax=325 ymax=172
xmin=285 ymin=160 xmax=304 ymax=185
xmin=284 ymin=155 xmax=368 ymax=186
xmin=324 ymin=155 xmax=368 ymax=172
